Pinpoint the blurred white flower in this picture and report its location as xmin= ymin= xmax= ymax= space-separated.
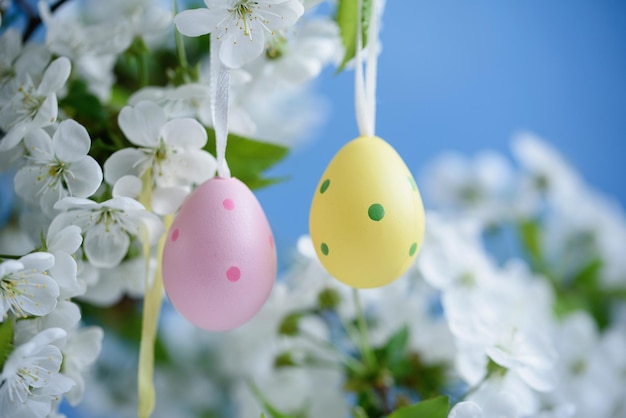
xmin=421 ymin=151 xmax=520 ymax=225
xmin=513 ymin=132 xmax=626 ymax=288
xmin=174 ymin=0 xmax=305 ymax=68
xmin=79 ymin=257 xmax=153 ymax=306
xmin=250 ymin=18 xmax=341 ymax=85
xmin=49 ymin=196 xmax=163 ymax=268
xmin=82 ymin=0 xmax=172 ymax=40
xmin=129 ymin=84 xmax=213 ymax=124
xmin=0 ymin=29 xmax=51 ymax=102
xmin=14 ymin=121 xmax=102 ymax=216
xmin=0 ymin=57 xmax=71 ymax=152
xmin=62 ymin=326 xmax=104 ymax=406
xmin=545 ymin=312 xmax=626 ymax=418
xmin=0 ymin=252 xmax=59 ymax=318
xmin=0 ymin=327 xmax=75 ymax=418
xmin=416 ymin=212 xmax=494 ymax=290
xmin=38 ymin=0 xmax=132 ymax=101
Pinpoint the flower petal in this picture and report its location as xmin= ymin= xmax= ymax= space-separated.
xmin=53 ymin=196 xmax=100 ymax=211
xmin=14 ymin=163 xmax=49 ymax=204
xmin=20 ymin=252 xmax=55 ymax=272
xmin=160 ymin=118 xmax=207 ymax=148
xmin=24 ymin=128 xmax=54 ymax=161
xmin=151 ymin=186 xmax=189 ymax=215
xmin=52 ymin=120 xmax=91 ymax=162
xmin=32 ymin=93 xmax=58 ymax=127
xmin=174 ymin=8 xmax=221 ymax=37
xmin=43 ymin=300 xmax=81 ymax=331
xmin=103 ymin=148 xmax=146 ymax=185
xmin=37 ymin=56 xmax=71 ymax=95
xmin=220 ymin=30 xmax=265 ymax=68
xmin=0 ymin=29 xmax=22 ymax=63
xmin=256 ymin=1 xmax=304 ymax=30
xmin=84 ymin=223 xmax=130 ymax=268
xmin=16 ymin=273 xmax=60 ymax=316
xmin=171 ymin=149 xmax=217 ymax=184
xmin=64 ymin=156 xmax=103 ymax=198
xmin=0 ymin=121 xmax=30 ymax=151
xmin=112 ymin=175 xmax=142 ymax=199
xmin=118 ymin=101 xmax=166 ymax=147
xmin=49 ymin=252 xmax=82 ymax=299
xmin=48 ymin=225 xmax=82 ymax=254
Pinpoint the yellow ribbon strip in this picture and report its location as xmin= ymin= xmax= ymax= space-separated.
xmin=137 ymin=171 xmax=172 ymax=418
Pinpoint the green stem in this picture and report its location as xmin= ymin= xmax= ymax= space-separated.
xmin=0 ymin=254 xmax=23 ymax=260
xmin=352 ymin=288 xmax=377 ymax=371
xmin=300 ymin=329 xmax=367 ymax=375
xmin=171 ymin=0 xmax=189 ymax=71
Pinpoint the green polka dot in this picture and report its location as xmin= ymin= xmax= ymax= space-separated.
xmin=368 ymin=204 xmax=385 ymax=221
xmin=321 ymin=243 xmax=329 ymax=256
xmin=409 ymin=242 xmax=418 ymax=256
xmin=320 ymin=179 xmax=330 ymax=194
xmin=407 ymin=176 xmax=417 ymax=191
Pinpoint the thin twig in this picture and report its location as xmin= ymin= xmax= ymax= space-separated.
xmin=22 ymin=0 xmax=71 ymax=42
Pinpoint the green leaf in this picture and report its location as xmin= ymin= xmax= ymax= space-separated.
xmin=204 ymin=130 xmax=289 ymax=190
xmin=572 ymin=258 xmax=602 ymax=291
xmin=387 ymin=396 xmax=450 ymax=418
xmin=0 ymin=318 xmax=15 ymax=370
xmin=384 ymin=326 xmax=409 ymax=366
xmin=336 ymin=0 xmax=372 ymax=73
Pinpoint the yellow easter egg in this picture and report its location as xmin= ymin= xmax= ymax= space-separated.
xmin=309 ymin=135 xmax=425 ymax=288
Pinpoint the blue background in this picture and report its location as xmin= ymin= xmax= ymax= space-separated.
xmin=257 ymin=0 xmax=626 ymax=264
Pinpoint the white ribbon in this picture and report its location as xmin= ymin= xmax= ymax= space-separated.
xmin=210 ymin=34 xmax=231 ymax=178
xmin=355 ymin=0 xmax=380 ymax=137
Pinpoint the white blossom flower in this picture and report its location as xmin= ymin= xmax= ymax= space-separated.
xmin=0 ymin=56 xmax=71 ymax=152
xmin=174 ymin=0 xmax=305 ymax=68
xmin=0 ymin=29 xmax=51 ymax=103
xmin=544 ymin=312 xmax=626 ymax=418
xmin=0 ymin=252 xmax=59 ymax=319
xmin=38 ymin=0 xmax=132 ymax=101
xmin=14 ymin=121 xmax=103 ymax=216
xmin=49 ymin=196 xmax=164 ymax=268
xmin=0 ymin=327 xmax=75 ymax=418
xmin=420 ymin=151 xmax=521 ymax=225
xmin=129 ymin=84 xmax=213 ymax=125
xmin=82 ymin=0 xmax=172 ymax=40
xmin=104 ymin=101 xmax=216 ymax=214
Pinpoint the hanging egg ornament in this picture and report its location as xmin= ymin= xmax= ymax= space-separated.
xmin=309 ymin=136 xmax=425 ymax=288
xmin=162 ymin=177 xmax=276 ymax=331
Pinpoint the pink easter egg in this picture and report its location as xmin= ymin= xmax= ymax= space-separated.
xmin=162 ymin=177 xmax=276 ymax=331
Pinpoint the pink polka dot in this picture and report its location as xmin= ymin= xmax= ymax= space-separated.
xmin=222 ymin=198 xmax=235 ymax=211
xmin=226 ymin=266 xmax=241 ymax=282
xmin=171 ymin=229 xmax=179 ymax=242
xmin=269 ymin=235 xmax=274 ymax=249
